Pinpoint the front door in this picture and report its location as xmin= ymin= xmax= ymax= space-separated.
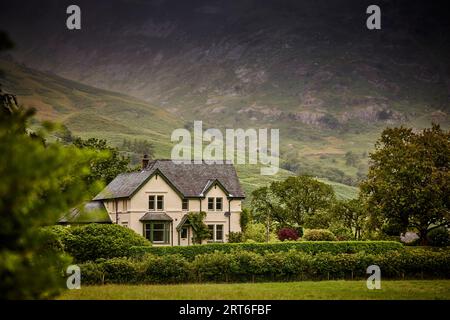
xmin=180 ymin=226 xmax=190 ymax=246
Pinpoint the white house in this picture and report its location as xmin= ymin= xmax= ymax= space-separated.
xmin=92 ymin=158 xmax=245 ymax=246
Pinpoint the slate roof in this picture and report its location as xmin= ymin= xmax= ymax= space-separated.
xmin=140 ymin=212 xmax=173 ymax=221
xmin=58 ymin=201 xmax=112 ymax=224
xmin=93 ymin=160 xmax=245 ymax=200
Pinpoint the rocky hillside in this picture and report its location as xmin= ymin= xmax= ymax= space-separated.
xmin=1 ymin=0 xmax=449 ymax=185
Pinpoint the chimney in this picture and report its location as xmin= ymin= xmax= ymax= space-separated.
xmin=142 ymin=154 xmax=150 ymax=169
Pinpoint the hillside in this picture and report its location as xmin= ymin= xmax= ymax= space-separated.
xmin=0 ymin=58 xmax=358 ymax=201
xmin=0 ymin=58 xmax=182 ymax=156
xmin=2 ymin=0 xmax=449 ymax=186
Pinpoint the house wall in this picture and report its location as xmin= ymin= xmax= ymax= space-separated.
xmin=102 ymin=174 xmax=242 ymax=246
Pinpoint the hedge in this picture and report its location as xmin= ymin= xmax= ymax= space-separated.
xmin=79 ymin=249 xmax=450 ymax=285
xmin=51 ymin=224 xmax=151 ymax=262
xmin=129 ymin=241 xmax=403 ymax=260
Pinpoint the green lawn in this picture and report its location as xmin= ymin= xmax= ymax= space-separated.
xmin=58 ymin=280 xmax=450 ymax=300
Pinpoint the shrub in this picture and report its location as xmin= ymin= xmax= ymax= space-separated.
xmin=79 ymin=262 xmax=104 ymax=285
xmin=427 ymin=227 xmax=450 ymax=247
xmin=64 ymin=224 xmax=151 ymax=262
xmin=39 ymin=225 xmax=72 ymax=252
xmin=78 ymin=248 xmax=450 ymax=284
xmin=230 ymin=250 xmax=266 ymax=281
xmin=129 ymin=241 xmax=403 ymax=260
xmin=142 ymin=254 xmax=191 ymax=283
xmin=277 ymin=228 xmax=299 ymax=241
xmin=243 ymin=223 xmax=268 ymax=242
xmin=102 ymin=257 xmax=140 ymax=284
xmin=193 ymin=251 xmax=234 ymax=282
xmin=228 ymin=231 xmax=244 ymax=243
xmin=329 ymin=225 xmax=354 ymax=241
xmin=303 ymin=229 xmax=337 ymax=241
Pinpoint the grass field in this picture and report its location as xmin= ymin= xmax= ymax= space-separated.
xmin=58 ymin=280 xmax=450 ymax=300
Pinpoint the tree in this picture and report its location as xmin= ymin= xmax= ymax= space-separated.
xmin=361 ymin=125 xmax=450 ymax=244
xmin=73 ymin=137 xmax=130 ymax=186
xmin=0 ymin=92 xmax=101 ymax=298
xmin=239 ymin=208 xmax=252 ymax=232
xmin=329 ymin=198 xmax=368 ymax=240
xmin=344 ymin=151 xmax=359 ymax=167
xmin=251 ymin=176 xmax=336 ymax=235
xmin=271 ymin=176 xmax=335 ymax=226
xmin=251 ymin=186 xmax=286 ymax=242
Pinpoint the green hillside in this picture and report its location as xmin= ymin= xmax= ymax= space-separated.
xmin=0 ymin=59 xmax=182 ymax=156
xmin=0 ymin=58 xmax=358 ymax=201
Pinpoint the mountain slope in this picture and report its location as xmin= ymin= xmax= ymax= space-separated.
xmin=0 ymin=58 xmax=358 ymax=201
xmin=0 ymin=58 xmax=182 ymax=155
xmin=2 ymin=0 xmax=449 ymax=185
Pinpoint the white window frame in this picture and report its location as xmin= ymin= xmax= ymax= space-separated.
xmin=207 ymin=224 xmax=224 ymax=243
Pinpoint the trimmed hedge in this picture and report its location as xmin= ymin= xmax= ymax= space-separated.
xmin=64 ymin=224 xmax=151 ymax=262
xmin=80 ymin=249 xmax=450 ymax=285
xmin=129 ymin=241 xmax=403 ymax=260
xmin=303 ymin=229 xmax=337 ymax=241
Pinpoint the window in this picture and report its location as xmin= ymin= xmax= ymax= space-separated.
xmin=122 ymin=222 xmax=128 ymax=228
xmin=149 ymin=195 xmax=164 ymax=211
xmin=182 ymin=199 xmax=189 ymax=211
xmin=215 ymin=197 xmax=223 ymax=211
xmin=148 ymin=196 xmax=155 ymax=210
xmin=181 ymin=227 xmax=188 ymax=239
xmin=157 ymin=195 xmax=164 ymax=211
xmin=208 ymin=225 xmax=214 ymax=240
xmin=216 ymin=225 xmax=224 ymax=241
xmin=207 ymin=224 xmax=224 ymax=242
xmin=144 ymin=222 xmax=170 ymax=244
xmin=208 ymin=197 xmax=215 ymax=211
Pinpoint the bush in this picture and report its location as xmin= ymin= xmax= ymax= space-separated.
xmin=193 ymin=252 xmax=234 ymax=282
xmin=129 ymin=241 xmax=403 ymax=260
xmin=39 ymin=225 xmax=72 ymax=252
xmin=427 ymin=227 xmax=450 ymax=247
xmin=303 ymin=229 xmax=337 ymax=241
xmin=142 ymin=254 xmax=191 ymax=283
xmin=243 ymin=223 xmax=268 ymax=242
xmin=64 ymin=224 xmax=151 ymax=262
xmin=82 ymin=248 xmax=450 ymax=284
xmin=329 ymin=225 xmax=354 ymax=241
xmin=228 ymin=232 xmax=244 ymax=243
xmin=102 ymin=257 xmax=141 ymax=284
xmin=79 ymin=262 xmax=105 ymax=285
xmin=277 ymin=228 xmax=299 ymax=241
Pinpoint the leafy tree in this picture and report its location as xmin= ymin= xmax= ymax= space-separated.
xmin=121 ymin=138 xmax=155 ymax=157
xmin=73 ymin=137 xmax=130 ymax=186
xmin=0 ymin=91 xmax=101 ymax=298
xmin=239 ymin=208 xmax=252 ymax=232
xmin=329 ymin=198 xmax=368 ymax=240
xmin=243 ymin=223 xmax=277 ymax=243
xmin=251 ymin=176 xmax=335 ymax=238
xmin=251 ymin=186 xmax=285 ymax=242
xmin=54 ymin=124 xmax=74 ymax=144
xmin=271 ymin=176 xmax=335 ymax=226
xmin=344 ymin=151 xmax=359 ymax=167
xmin=361 ymin=125 xmax=450 ymax=244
